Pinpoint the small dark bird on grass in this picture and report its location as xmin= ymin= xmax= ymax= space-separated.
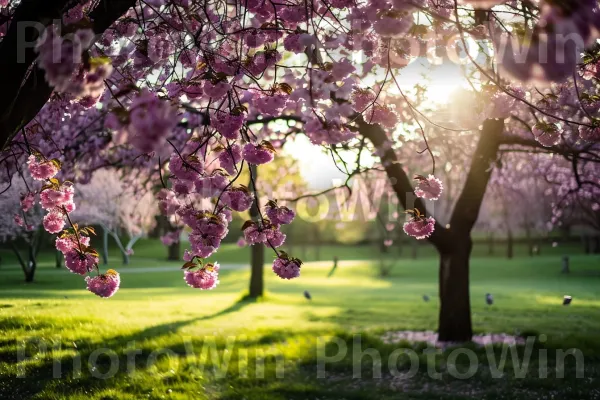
xmin=563 ymin=295 xmax=572 ymax=305
xmin=486 ymin=293 xmax=494 ymax=305
xmin=303 ymin=290 xmax=312 ymax=300
xmin=422 ymin=295 xmax=430 ymax=302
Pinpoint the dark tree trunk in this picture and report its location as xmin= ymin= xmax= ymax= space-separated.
xmin=438 ymin=238 xmax=473 ymax=342
xmin=24 ymin=262 xmax=35 ymax=282
xmin=593 ymin=236 xmax=600 ymax=254
xmin=249 ymin=244 xmax=264 ymax=298
xmin=525 ymin=228 xmax=533 ymax=256
xmin=101 ymin=226 xmax=109 ymax=265
xmin=167 ymin=241 xmax=180 ymax=261
xmin=55 ymin=251 xmax=62 ymax=269
xmin=26 ymin=241 xmax=37 ymax=282
xmin=582 ymin=235 xmax=591 ymax=254
xmin=507 ymin=230 xmax=514 ymax=259
xmin=248 ymin=164 xmax=264 ymax=298
xmin=10 ymin=242 xmax=36 ymax=282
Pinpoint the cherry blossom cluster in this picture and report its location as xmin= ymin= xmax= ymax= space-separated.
xmin=403 ymin=175 xmax=444 ymax=240
xmin=35 ymin=25 xmax=113 ymax=101
xmin=156 ymin=144 xmax=301 ymax=286
xmin=182 ymin=259 xmax=220 ymax=290
xmin=24 ymin=154 xmax=120 ymax=298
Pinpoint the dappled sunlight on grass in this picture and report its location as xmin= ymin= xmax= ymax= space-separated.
xmin=1 ymin=251 xmax=600 ymax=399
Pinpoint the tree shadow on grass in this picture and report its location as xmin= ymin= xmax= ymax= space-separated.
xmin=0 ymin=297 xmax=260 ymax=399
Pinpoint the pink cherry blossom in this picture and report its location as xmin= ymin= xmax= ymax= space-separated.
xmin=403 ymin=216 xmax=436 ymax=240
xmin=161 ymin=230 xmax=181 ymax=246
xmin=532 ymin=122 xmax=562 ymax=147
xmin=85 ymin=270 xmax=121 ymax=298
xmin=221 ymin=188 xmax=254 ymax=211
xmin=65 ymin=250 xmax=98 ymax=275
xmin=265 ymin=202 xmax=295 ymax=225
xmin=212 ymin=112 xmax=245 ymax=140
xmin=368 ymin=105 xmax=399 ymax=129
xmin=184 ymin=263 xmax=220 ymax=289
xmin=352 ymin=89 xmax=375 ymax=112
xmin=43 ymin=211 xmax=66 ymax=234
xmin=284 ymin=34 xmax=305 ymax=53
xmin=243 ymin=223 xmax=268 ymax=245
xmin=40 ymin=185 xmax=75 ymax=210
xmin=218 ymin=144 xmax=242 ymax=175
xmin=203 ymin=81 xmax=231 ymax=99
xmin=27 ymin=155 xmax=59 ymax=181
xmin=242 ymin=143 xmax=275 ymax=165
xmin=579 ymin=125 xmax=600 ymax=142
xmin=20 ymin=192 xmax=36 ymax=212
xmin=169 ymin=153 xmax=203 ymax=181
xmin=157 ymin=188 xmax=180 ymax=216
xmin=272 ymin=255 xmax=301 ymax=279
xmin=190 ymin=233 xmax=222 ymax=257
xmin=414 ymin=175 xmax=444 ymax=201
xmin=194 ymin=172 xmax=229 ymax=198
xmin=267 ymin=227 xmax=286 ymax=247
xmin=56 ymin=235 xmax=90 ymax=254
xmin=14 ymin=214 xmax=24 ymax=227
xmin=125 ymin=90 xmax=178 ymax=153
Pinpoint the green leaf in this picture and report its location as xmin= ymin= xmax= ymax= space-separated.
xmin=181 ymin=261 xmax=196 ymax=270
xmin=241 ymin=220 xmax=255 ymax=231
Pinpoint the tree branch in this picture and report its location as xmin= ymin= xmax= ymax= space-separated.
xmin=357 ymin=117 xmax=452 ymax=253
xmin=449 ymin=119 xmax=504 ymax=237
xmin=0 ymin=0 xmax=137 ymax=149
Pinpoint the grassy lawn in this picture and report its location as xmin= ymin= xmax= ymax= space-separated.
xmin=0 ymin=245 xmax=599 ymax=399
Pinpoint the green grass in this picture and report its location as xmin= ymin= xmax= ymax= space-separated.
xmin=0 ymin=245 xmax=599 ymax=399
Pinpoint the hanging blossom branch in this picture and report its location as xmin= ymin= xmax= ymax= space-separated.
xmin=25 ymin=153 xmax=120 ymax=298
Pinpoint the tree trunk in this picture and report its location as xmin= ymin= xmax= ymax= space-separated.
xmin=55 ymin=251 xmax=62 ymax=268
xmin=411 ymin=240 xmax=418 ymax=259
xmin=582 ymin=235 xmax=590 ymax=254
xmin=525 ymin=228 xmax=533 ymax=256
xmin=593 ymin=236 xmax=600 ymax=254
xmin=249 ymin=244 xmax=264 ymax=298
xmin=248 ymin=164 xmax=264 ymax=298
xmin=168 ymin=241 xmax=180 ymax=261
xmin=25 ymin=243 xmax=37 ymax=283
xmin=101 ymin=226 xmax=109 ymax=265
xmin=24 ymin=263 xmax=35 ymax=282
xmin=507 ymin=230 xmax=514 ymax=259
xmin=10 ymin=242 xmax=36 ymax=283
xmin=438 ymin=238 xmax=473 ymax=342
